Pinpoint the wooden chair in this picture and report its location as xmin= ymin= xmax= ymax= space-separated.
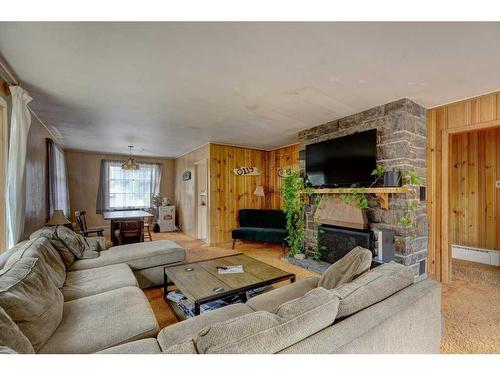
xmin=75 ymin=211 xmax=104 ymax=237
xmin=115 ymin=220 xmax=144 ymax=245
xmin=144 ymin=208 xmax=154 ymax=241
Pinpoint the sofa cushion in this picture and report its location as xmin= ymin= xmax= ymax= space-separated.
xmin=0 ymin=257 xmax=64 ymax=351
xmin=97 ymin=338 xmax=162 ymax=354
xmin=318 ymin=246 xmax=373 ymax=290
xmin=0 ymin=305 xmax=35 ymax=354
xmin=231 ymin=227 xmax=287 ymax=243
xmin=5 ymin=237 xmax=66 ymax=288
xmin=195 ymin=287 xmax=339 ymax=354
xmin=0 ymin=240 xmax=29 ymax=269
xmin=246 ymin=276 xmax=320 ymax=312
xmin=157 ymin=303 xmax=253 ymax=351
xmin=62 ymin=263 xmax=138 ymax=301
xmin=331 ymin=261 xmax=414 ymax=318
xmin=39 ymin=286 xmax=159 ymax=353
xmin=69 ymin=240 xmax=185 ymax=271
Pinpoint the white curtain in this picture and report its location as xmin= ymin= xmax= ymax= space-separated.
xmin=6 ymin=86 xmax=32 ymax=248
xmin=48 ymin=139 xmax=70 ymax=217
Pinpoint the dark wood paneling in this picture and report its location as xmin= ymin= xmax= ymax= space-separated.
xmin=23 ymin=119 xmax=51 ymax=238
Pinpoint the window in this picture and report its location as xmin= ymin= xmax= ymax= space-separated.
xmin=109 ymin=164 xmax=156 ymax=209
xmin=96 ymin=160 xmax=162 ymax=213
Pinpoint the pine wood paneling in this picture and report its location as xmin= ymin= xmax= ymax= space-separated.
xmin=208 ymin=144 xmax=269 ymax=244
xmin=268 ymin=144 xmax=299 ymax=210
xmin=174 ymin=145 xmax=209 ymax=240
xmin=450 ymin=128 xmax=500 ymax=250
xmin=427 ymin=90 xmax=500 ymax=282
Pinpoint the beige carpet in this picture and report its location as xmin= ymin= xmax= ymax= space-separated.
xmin=440 ymin=258 xmax=500 ymax=353
xmin=143 ymin=232 xmax=500 ymax=353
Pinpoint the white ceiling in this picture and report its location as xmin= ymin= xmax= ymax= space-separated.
xmin=1 ymin=22 xmax=500 ymax=158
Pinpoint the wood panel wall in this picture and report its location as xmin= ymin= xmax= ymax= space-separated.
xmin=23 ymin=118 xmax=53 ymax=238
xmin=209 ymin=143 xmax=270 ymax=244
xmin=65 ymin=150 xmax=175 ymax=235
xmin=427 ymin=91 xmax=500 ymax=282
xmin=450 ymin=129 xmax=500 ymax=250
xmin=174 ymin=144 xmax=209 ymax=240
xmin=268 ymin=144 xmax=300 ymax=210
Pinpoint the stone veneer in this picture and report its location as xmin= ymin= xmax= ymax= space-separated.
xmin=298 ymin=98 xmax=428 ymax=278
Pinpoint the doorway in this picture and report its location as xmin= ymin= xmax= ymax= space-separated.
xmin=449 ymin=128 xmax=500 ymax=265
xmin=195 ymin=159 xmax=208 ymax=241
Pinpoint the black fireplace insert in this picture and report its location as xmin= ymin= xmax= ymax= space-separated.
xmin=317 ymin=224 xmax=374 ymax=264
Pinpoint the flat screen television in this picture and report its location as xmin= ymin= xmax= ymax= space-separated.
xmin=305 ymin=129 xmax=377 ymax=188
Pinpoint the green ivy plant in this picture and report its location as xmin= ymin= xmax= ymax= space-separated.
xmin=338 ymin=164 xmax=386 ymax=209
xmin=281 ymin=171 xmax=313 ymax=256
xmin=398 ymin=170 xmax=423 ymax=235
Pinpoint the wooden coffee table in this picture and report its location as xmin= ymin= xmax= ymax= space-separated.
xmin=163 ymin=253 xmax=296 ymax=319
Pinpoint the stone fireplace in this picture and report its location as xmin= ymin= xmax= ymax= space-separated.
xmin=298 ymin=98 xmax=428 ymax=279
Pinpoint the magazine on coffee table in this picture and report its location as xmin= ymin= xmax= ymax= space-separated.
xmin=217 ymin=265 xmax=244 ymax=274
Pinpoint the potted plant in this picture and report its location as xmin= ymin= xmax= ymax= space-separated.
xmin=371 ymin=164 xmax=402 ymax=187
xmin=281 ymin=171 xmax=313 ymax=258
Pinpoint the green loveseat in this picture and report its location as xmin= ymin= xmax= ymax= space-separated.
xmin=231 ymin=209 xmax=288 ymax=251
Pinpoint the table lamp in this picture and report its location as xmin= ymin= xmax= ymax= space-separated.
xmin=253 ymin=186 xmax=265 ymax=197
xmin=46 ymin=209 xmax=71 ymax=226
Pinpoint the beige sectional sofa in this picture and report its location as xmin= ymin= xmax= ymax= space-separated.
xmin=0 ymin=228 xmax=441 ymax=354
xmin=0 ymin=228 xmax=186 ymax=354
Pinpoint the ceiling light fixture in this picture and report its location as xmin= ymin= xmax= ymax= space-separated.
xmin=122 ymin=145 xmax=140 ymax=170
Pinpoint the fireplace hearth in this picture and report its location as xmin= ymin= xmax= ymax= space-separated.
xmin=318 ymin=224 xmax=374 ymax=264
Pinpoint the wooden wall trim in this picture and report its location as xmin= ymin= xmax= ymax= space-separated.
xmin=427 ymin=90 xmax=500 ymax=282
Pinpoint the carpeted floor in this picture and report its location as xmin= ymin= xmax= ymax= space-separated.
xmin=440 ymin=258 xmax=500 ymax=353
xmin=143 ymin=232 xmax=500 ymax=354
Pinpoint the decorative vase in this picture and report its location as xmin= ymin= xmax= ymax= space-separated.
xmin=294 ymin=253 xmax=306 ymax=260
xmin=383 ymin=171 xmax=402 ymax=187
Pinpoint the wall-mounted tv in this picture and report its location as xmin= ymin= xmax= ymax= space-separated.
xmin=305 ymin=129 xmax=377 ymax=188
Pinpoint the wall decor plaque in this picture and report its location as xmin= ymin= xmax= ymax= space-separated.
xmin=182 ymin=171 xmax=192 ymax=181
xmin=233 ymin=166 xmax=261 ymax=176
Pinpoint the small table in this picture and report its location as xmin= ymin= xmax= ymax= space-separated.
xmin=103 ymin=210 xmax=154 ymax=246
xmin=164 ymin=253 xmax=296 ymax=319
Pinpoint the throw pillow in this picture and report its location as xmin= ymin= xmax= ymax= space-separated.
xmin=0 ymin=257 xmax=64 ymax=352
xmin=318 ymin=246 xmax=373 ymax=290
xmin=331 ymin=261 xmax=414 ymax=318
xmin=5 ymin=237 xmax=66 ymax=288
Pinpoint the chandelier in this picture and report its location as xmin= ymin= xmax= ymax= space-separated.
xmin=122 ymin=146 xmax=140 ymax=170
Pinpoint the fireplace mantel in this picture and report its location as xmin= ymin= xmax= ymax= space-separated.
xmin=307 ymin=187 xmax=408 ymax=209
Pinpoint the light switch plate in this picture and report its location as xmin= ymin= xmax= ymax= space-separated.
xmin=496 ymin=181 xmax=500 ymax=189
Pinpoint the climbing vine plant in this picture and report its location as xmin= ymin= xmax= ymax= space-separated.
xmin=281 ymin=171 xmax=313 ymax=256
xmin=398 ymin=170 xmax=422 ymax=238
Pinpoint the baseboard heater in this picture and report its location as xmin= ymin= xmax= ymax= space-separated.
xmin=452 ymin=244 xmax=500 ymax=266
